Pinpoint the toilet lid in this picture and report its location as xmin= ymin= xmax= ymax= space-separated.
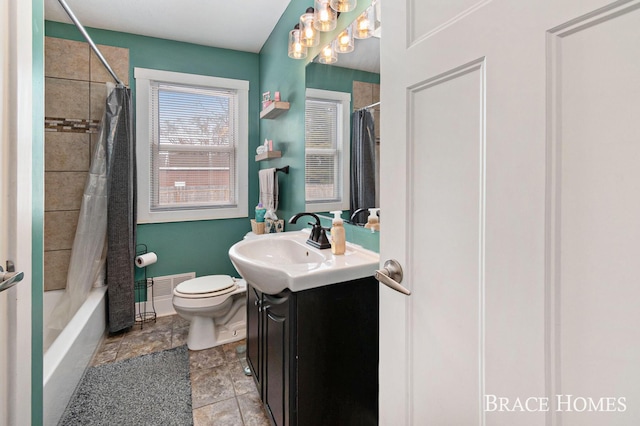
xmin=175 ymin=275 xmax=236 ymax=296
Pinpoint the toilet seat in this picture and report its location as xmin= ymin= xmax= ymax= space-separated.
xmin=174 ymin=275 xmax=237 ymax=299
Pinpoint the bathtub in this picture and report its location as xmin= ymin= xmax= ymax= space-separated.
xmin=43 ymin=286 xmax=107 ymax=426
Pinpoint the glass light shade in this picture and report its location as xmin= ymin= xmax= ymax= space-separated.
xmin=300 ymin=11 xmax=319 ymax=47
xmin=373 ymin=0 xmax=382 ymax=32
xmin=318 ymin=41 xmax=338 ymax=64
xmin=314 ymin=0 xmax=337 ymax=31
xmin=329 ymin=0 xmax=357 ymax=13
xmin=354 ymin=6 xmax=375 ymax=39
xmin=336 ymin=25 xmax=354 ymax=53
xmin=288 ymin=28 xmax=308 ymax=59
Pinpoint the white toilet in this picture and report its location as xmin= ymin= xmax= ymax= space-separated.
xmin=172 ymin=275 xmax=246 ymax=351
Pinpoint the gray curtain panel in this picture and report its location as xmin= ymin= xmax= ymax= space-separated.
xmin=350 ymin=109 xmax=376 ymax=224
xmin=106 ymin=86 xmax=137 ymax=333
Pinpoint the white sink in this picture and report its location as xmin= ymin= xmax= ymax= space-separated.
xmin=228 ymin=230 xmax=379 ymax=294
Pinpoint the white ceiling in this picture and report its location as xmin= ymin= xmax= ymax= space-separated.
xmin=44 ymin=0 xmax=292 ymax=53
xmin=45 ymin=0 xmax=381 ymax=73
xmin=332 ymin=36 xmax=380 ymax=74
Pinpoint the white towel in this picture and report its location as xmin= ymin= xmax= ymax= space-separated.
xmin=259 ymin=168 xmax=278 ymax=212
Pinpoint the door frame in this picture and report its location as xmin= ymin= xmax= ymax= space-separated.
xmin=1 ymin=0 xmax=37 ymax=424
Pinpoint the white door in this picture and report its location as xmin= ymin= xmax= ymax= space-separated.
xmin=1 ymin=0 xmax=34 ymax=424
xmin=379 ymin=0 xmax=640 ymax=425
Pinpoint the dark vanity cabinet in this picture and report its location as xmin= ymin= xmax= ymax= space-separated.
xmin=246 ymin=285 xmax=263 ymax=391
xmin=246 ymin=277 xmax=379 ymax=426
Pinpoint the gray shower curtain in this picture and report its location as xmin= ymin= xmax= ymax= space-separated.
xmin=350 ymin=109 xmax=376 ymax=223
xmin=47 ymin=84 xmax=137 ymax=340
xmin=106 ymin=86 xmax=137 ymax=333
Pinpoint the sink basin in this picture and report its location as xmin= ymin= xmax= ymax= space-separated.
xmin=228 ymin=230 xmax=379 ymax=294
xmin=234 ymin=237 xmax=327 ymax=265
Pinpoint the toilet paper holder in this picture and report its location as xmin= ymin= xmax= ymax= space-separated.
xmin=134 ymin=243 xmax=157 ymax=328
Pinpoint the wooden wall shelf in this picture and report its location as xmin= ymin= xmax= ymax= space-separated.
xmin=255 ymin=150 xmax=282 ymax=161
xmin=260 ymin=101 xmax=290 ymax=119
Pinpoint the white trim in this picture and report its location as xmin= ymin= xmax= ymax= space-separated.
xmin=304 ymin=88 xmax=351 ymax=212
xmin=134 ymin=68 xmax=249 ymax=91
xmin=2 ymin=0 xmax=33 ymax=423
xmin=305 ymin=87 xmax=351 ymax=102
xmin=134 ymin=67 xmax=249 ymax=223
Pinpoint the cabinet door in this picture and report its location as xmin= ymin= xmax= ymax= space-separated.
xmin=263 ymin=292 xmax=293 ymax=426
xmin=246 ymin=285 xmax=262 ymax=391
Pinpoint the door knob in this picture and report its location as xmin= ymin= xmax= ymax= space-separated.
xmin=0 ymin=263 xmax=24 ymax=293
xmin=375 ymin=259 xmax=411 ymax=295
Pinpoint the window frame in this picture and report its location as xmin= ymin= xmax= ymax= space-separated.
xmin=304 ymin=88 xmax=351 ymax=212
xmin=135 ymin=67 xmax=248 ymax=223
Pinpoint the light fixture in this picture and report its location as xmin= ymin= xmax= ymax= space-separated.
xmin=288 ymin=24 xmax=308 ymax=59
xmin=354 ymin=6 xmax=375 ymax=39
xmin=373 ymin=0 xmax=381 ymax=33
xmin=330 ymin=0 xmax=357 ymax=13
xmin=300 ymin=7 xmax=319 ymax=47
xmin=318 ymin=40 xmax=338 ymax=64
xmin=314 ymin=0 xmax=337 ymax=32
xmin=335 ymin=24 xmax=354 ymax=53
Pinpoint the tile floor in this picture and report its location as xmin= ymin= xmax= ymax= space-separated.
xmin=91 ymin=314 xmax=271 ymax=426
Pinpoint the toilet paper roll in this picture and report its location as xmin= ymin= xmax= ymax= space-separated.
xmin=135 ymin=252 xmax=157 ymax=268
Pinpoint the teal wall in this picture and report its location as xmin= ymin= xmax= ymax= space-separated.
xmin=256 ymin=0 xmax=310 ymax=226
xmin=45 ymin=22 xmax=261 ymax=279
xmin=259 ymin=0 xmax=378 ymax=251
xmin=33 ymin=1 xmax=45 ymax=424
xmin=305 ymin=62 xmax=379 ymax=93
xmin=258 ymin=0 xmax=374 ymax=236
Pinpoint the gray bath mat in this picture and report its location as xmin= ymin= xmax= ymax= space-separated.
xmin=59 ymin=345 xmax=193 ymax=425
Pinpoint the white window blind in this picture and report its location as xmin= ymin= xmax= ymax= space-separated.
xmin=305 ymin=98 xmax=340 ymax=203
xmin=150 ymin=82 xmax=237 ymax=211
xmin=135 ymin=68 xmax=248 ymax=223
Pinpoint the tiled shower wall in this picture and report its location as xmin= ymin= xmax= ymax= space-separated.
xmin=352 ymin=80 xmax=381 ymax=135
xmin=44 ymin=37 xmax=129 ymax=291
xmin=352 ymin=81 xmax=381 ymax=207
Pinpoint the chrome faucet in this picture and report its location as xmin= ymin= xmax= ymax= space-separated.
xmin=288 ymin=212 xmax=331 ymax=249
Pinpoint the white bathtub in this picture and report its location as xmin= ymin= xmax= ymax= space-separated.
xmin=43 ymin=286 xmax=107 ymax=426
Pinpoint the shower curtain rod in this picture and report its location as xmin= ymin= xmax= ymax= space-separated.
xmin=358 ymin=101 xmax=380 ymax=110
xmin=57 ymin=0 xmax=125 ymax=87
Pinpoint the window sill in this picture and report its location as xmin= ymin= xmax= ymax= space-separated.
xmin=137 ymin=206 xmax=247 ymax=224
xmin=305 ymin=201 xmax=348 ymax=213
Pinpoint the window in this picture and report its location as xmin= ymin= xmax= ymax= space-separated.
xmin=305 ymin=88 xmax=350 ymax=212
xmin=135 ymin=68 xmax=248 ymax=223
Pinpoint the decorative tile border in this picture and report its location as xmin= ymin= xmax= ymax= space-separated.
xmin=45 ymin=117 xmax=100 ymax=133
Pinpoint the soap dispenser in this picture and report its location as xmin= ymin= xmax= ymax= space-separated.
xmin=255 ymin=202 xmax=267 ymax=223
xmin=330 ymin=211 xmax=346 ymax=255
xmin=364 ymin=208 xmax=380 ymax=232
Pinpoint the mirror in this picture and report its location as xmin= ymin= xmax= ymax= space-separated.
xmin=305 ymin=13 xmax=381 ymax=226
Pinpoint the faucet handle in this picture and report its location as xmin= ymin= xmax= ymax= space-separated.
xmin=316 ymin=227 xmax=330 ymax=248
xmin=306 ymin=224 xmax=331 ymax=249
xmin=308 ymin=224 xmax=319 ymax=241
